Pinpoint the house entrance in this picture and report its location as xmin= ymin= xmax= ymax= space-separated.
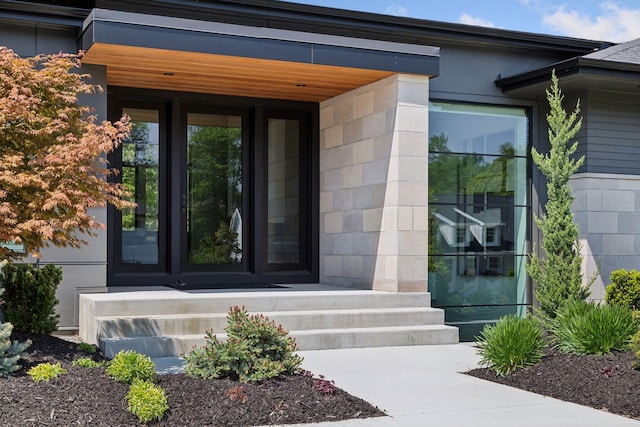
xmin=108 ymin=90 xmax=318 ymax=287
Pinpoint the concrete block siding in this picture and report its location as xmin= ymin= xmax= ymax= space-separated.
xmin=571 ymin=172 xmax=640 ymax=301
xmin=319 ymin=74 xmax=430 ymax=292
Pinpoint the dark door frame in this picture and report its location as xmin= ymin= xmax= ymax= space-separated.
xmin=107 ymin=87 xmax=319 ymax=288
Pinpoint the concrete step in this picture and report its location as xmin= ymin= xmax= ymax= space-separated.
xmin=81 ymin=289 xmax=431 ymax=318
xmin=101 ymin=325 xmax=460 ymax=358
xmin=80 ymin=289 xmax=433 ymax=344
xmin=96 ymin=307 xmax=445 ymax=338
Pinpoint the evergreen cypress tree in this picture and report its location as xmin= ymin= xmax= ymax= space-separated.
xmin=526 ymin=71 xmax=591 ymax=318
xmin=0 ymin=289 xmax=31 ymax=376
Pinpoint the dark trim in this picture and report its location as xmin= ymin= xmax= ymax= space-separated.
xmin=496 ymin=57 xmax=640 ymax=93
xmin=81 ymin=19 xmax=439 ymax=76
xmin=0 ymin=0 xmax=90 ymax=27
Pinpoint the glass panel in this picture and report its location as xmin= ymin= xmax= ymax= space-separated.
xmin=267 ymin=118 xmax=300 ymax=264
xmin=186 ymin=113 xmax=243 ymax=265
xmin=121 ymin=108 xmax=160 ymax=265
xmin=429 ymin=102 xmax=528 ymax=156
xmin=428 ymin=102 xmax=528 ymax=340
xmin=428 ymin=154 xmax=526 ymax=202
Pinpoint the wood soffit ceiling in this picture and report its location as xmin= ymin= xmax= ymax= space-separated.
xmin=81 ymin=43 xmax=396 ymax=102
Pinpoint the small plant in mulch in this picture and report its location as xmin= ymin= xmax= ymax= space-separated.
xmin=312 ymin=375 xmax=337 ymax=395
xmin=126 ymin=378 xmax=169 ymax=424
xmin=77 ymin=342 xmax=97 ymax=354
xmin=300 ymin=369 xmax=337 ymax=395
xmin=27 ymin=362 xmax=67 ymax=382
xmin=225 ymin=385 xmax=248 ymax=403
xmin=72 ymin=356 xmax=107 ymax=368
xmin=184 ymin=306 xmax=303 ymax=383
xmin=107 ymin=349 xmax=157 ymax=384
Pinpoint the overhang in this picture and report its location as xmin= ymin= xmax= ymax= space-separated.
xmin=495 ymin=56 xmax=640 ymax=96
xmin=79 ymin=9 xmax=439 ymax=102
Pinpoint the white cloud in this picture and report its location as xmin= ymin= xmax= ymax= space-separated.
xmin=542 ymin=2 xmax=640 ymax=42
xmin=385 ymin=3 xmax=408 ymax=17
xmin=459 ymin=13 xmax=497 ymax=28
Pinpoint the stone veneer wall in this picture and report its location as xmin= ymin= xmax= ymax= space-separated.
xmin=571 ymin=172 xmax=640 ymax=301
xmin=319 ymin=74 xmax=430 ymax=292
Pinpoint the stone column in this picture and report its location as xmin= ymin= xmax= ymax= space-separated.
xmin=319 ymin=74 xmax=430 ymax=292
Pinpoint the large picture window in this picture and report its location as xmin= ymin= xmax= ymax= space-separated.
xmin=428 ymin=101 xmax=529 ymax=340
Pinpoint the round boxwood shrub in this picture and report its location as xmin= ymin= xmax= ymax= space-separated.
xmin=605 ymin=269 xmax=640 ymax=310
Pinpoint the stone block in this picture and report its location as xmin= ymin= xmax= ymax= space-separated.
xmin=342 ymin=256 xmax=363 ymax=278
xmin=353 ymin=138 xmax=374 ymax=164
xmin=618 ymin=213 xmax=640 ymax=233
xmin=363 ymin=159 xmax=390 ymax=185
xmin=321 ymin=124 xmax=343 ymax=151
xmin=320 ymin=191 xmax=333 ymax=213
xmin=322 ymin=169 xmax=343 ymax=192
xmin=397 ymin=77 xmax=429 ymax=106
xmin=333 ymin=188 xmax=354 ymax=211
xmin=603 ymin=190 xmax=634 ymax=212
xmin=324 ymin=212 xmax=343 ymax=234
xmin=322 ymin=255 xmax=343 ymax=277
xmin=398 ymin=230 xmax=428 ymax=256
xmin=319 ymin=104 xmax=334 ymax=129
xmin=397 ymin=182 xmax=428 ymax=206
xmin=587 ymin=212 xmax=618 ymax=234
xmin=353 ymin=233 xmax=379 ymax=256
xmin=343 ymin=164 xmax=363 ymax=188
xmin=373 ymin=81 xmax=398 ymax=112
xmin=413 ymin=207 xmax=428 ymax=231
xmin=353 ymin=186 xmax=377 ymax=210
xmin=396 ymin=105 xmax=428 ymax=133
xmin=382 ymin=206 xmax=398 ymax=231
xmin=353 ymin=91 xmax=374 ymax=118
xmin=343 ymin=117 xmax=363 ymax=144
xmin=343 ymin=211 xmax=363 ymax=233
xmin=332 ymin=233 xmax=353 ymax=255
xmin=333 ymin=99 xmax=353 ymax=124
xmin=398 ymin=156 xmax=427 ymax=182
xmin=398 ymin=206 xmax=413 ymax=231
xmin=363 ymin=208 xmax=383 ymax=232
xmin=378 ymin=231 xmax=399 ymax=256
xmin=603 ymin=234 xmax=635 ymax=256
xmin=363 ymin=111 xmax=388 ymax=139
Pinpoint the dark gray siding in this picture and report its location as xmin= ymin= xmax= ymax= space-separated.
xmin=583 ymin=93 xmax=640 ymax=175
xmin=0 ymin=21 xmax=76 ymax=56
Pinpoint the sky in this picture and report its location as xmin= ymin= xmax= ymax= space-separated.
xmin=290 ymin=0 xmax=640 ymax=43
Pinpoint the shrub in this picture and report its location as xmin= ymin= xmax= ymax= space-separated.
xmin=551 ymin=300 xmax=637 ymax=355
xmin=630 ymin=330 xmax=640 ymax=370
xmin=27 ymin=362 xmax=67 ymax=382
xmin=184 ymin=306 xmax=303 ymax=383
xmin=476 ymin=314 xmax=545 ymax=376
xmin=126 ymin=379 xmax=169 ymax=424
xmin=72 ymin=357 xmax=106 ymax=368
xmin=0 ymin=289 xmax=31 ymax=377
xmin=78 ymin=342 xmax=97 ymax=354
xmin=106 ymin=350 xmax=156 ymax=384
xmin=605 ymin=269 xmax=640 ymax=310
xmin=0 ymin=263 xmax=61 ymax=334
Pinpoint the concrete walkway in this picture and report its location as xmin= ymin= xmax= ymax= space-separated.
xmin=154 ymin=344 xmax=640 ymax=427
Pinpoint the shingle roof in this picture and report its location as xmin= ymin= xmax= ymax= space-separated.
xmin=583 ymin=38 xmax=640 ymax=64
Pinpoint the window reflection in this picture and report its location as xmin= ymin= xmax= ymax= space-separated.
xmin=428 ymin=102 xmax=529 ymax=340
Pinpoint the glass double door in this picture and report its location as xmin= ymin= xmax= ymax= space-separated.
xmin=110 ymin=99 xmax=314 ymax=287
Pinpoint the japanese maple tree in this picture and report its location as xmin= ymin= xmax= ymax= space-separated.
xmin=0 ymin=47 xmax=134 ymax=260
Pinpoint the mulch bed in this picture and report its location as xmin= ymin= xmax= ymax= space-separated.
xmin=0 ymin=333 xmax=385 ymax=426
xmin=467 ymin=346 xmax=640 ymax=421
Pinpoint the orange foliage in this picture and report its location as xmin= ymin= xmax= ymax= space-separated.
xmin=0 ymin=47 xmax=134 ymax=260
